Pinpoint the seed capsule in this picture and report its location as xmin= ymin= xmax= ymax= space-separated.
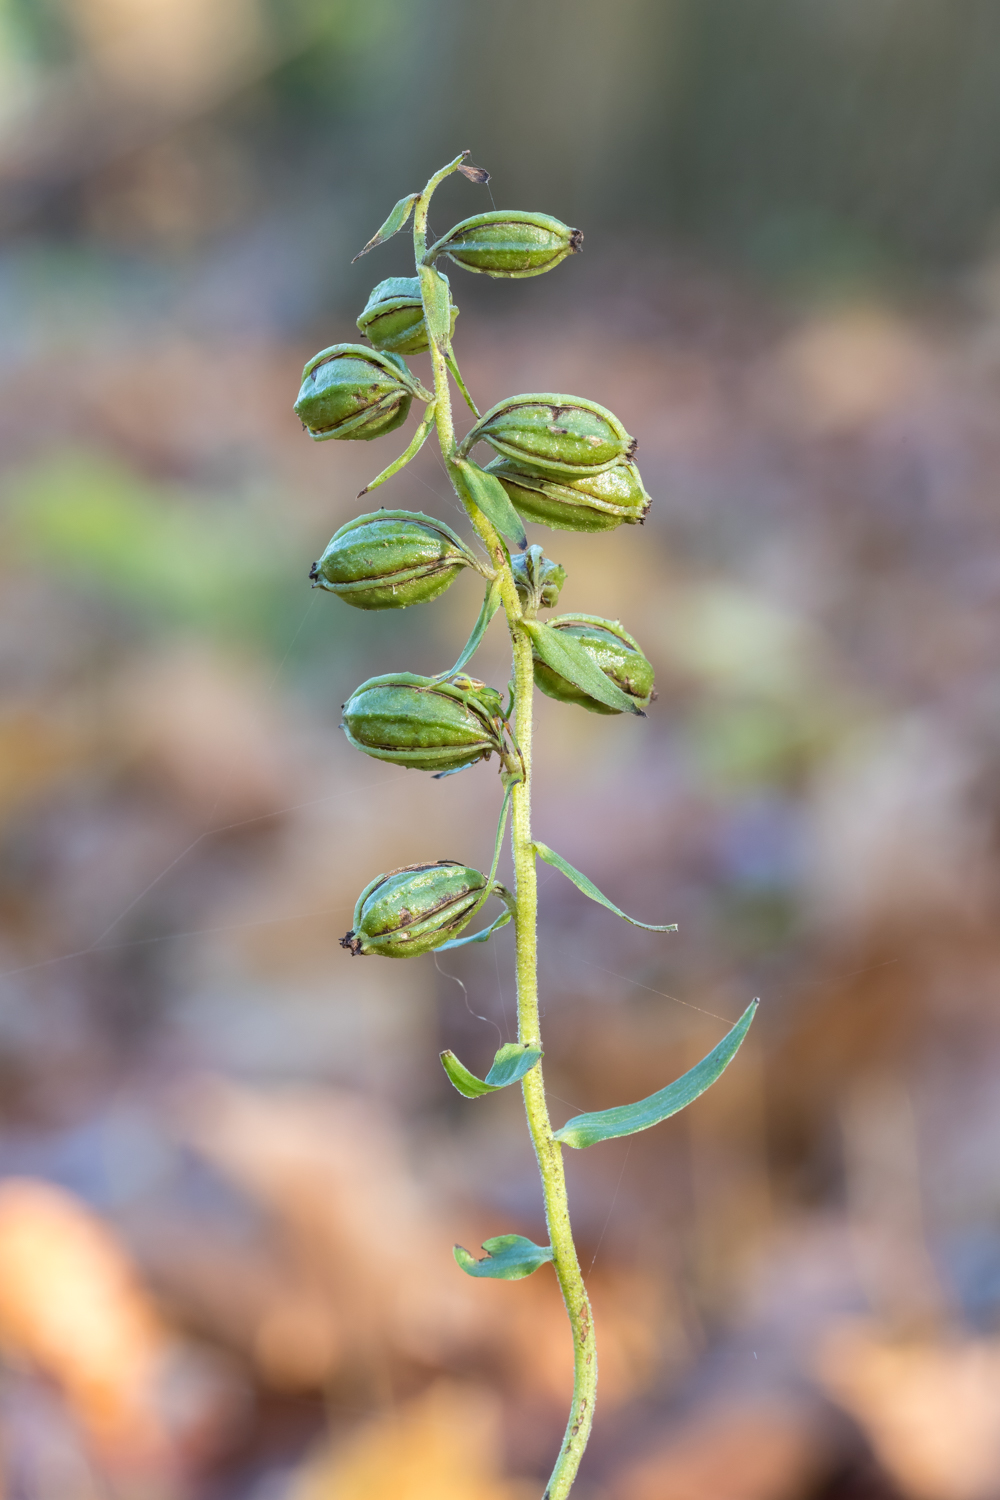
xmin=532 ymin=615 xmax=655 ymax=715
xmin=310 ymin=510 xmax=477 ymax=609
xmin=461 ymin=394 xmax=635 ymax=480
xmin=341 ymin=672 xmax=507 ymax=772
xmin=342 ymin=861 xmax=490 ymax=957
xmin=294 ymin=344 xmax=419 ymax=442
xmin=424 ymin=211 xmax=582 ymax=279
xmin=486 ymin=456 xmax=650 ymax=532
xmin=511 ymin=545 xmax=566 ymax=614
xmin=356 ymin=275 xmax=459 ymax=356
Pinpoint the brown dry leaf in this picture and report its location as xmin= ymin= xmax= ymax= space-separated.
xmin=816 ymin=1320 xmax=1000 ymax=1500
xmin=0 ymin=1178 xmax=170 ymax=1463
xmin=611 ymin=1397 xmax=831 ymax=1500
xmin=290 ymin=1381 xmax=533 ymax=1500
xmin=175 ymin=1079 xmax=476 ymax=1370
xmin=614 ymin=1392 xmax=833 ymax=1500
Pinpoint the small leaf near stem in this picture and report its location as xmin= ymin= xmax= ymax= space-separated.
xmin=357 ymin=401 xmax=437 ymax=496
xmin=454 ymin=459 xmax=528 ymax=550
xmin=521 ymin=620 xmax=644 ymax=715
xmin=533 ymin=841 xmax=678 ymax=931
xmin=434 ymin=900 xmax=512 ymax=950
xmin=454 ymin=1234 xmax=554 ymax=1280
xmin=419 ymin=264 xmax=454 ymax=352
xmin=434 ymin=577 xmax=503 ymax=682
xmin=445 ymin=352 xmax=481 ymax=416
xmin=441 ymin=1042 xmax=542 ymax=1098
xmin=436 ymin=784 xmax=516 ymax=949
xmin=352 ymin=193 xmax=418 ymax=261
xmin=553 ymin=1001 xmax=759 ymax=1149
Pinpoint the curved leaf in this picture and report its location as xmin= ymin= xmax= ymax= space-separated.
xmin=435 ymin=579 xmax=501 ymax=680
xmin=454 ymin=460 xmax=528 ymax=550
xmin=352 ymin=194 xmax=417 ymax=261
xmin=553 ymin=1000 xmax=758 ymax=1149
xmin=454 ymin=1233 xmax=554 ymax=1280
xmin=521 ymin=620 xmax=643 ymax=716
xmin=441 ymin=1042 xmax=542 ymax=1098
xmin=358 ymin=402 xmax=436 ymax=497
xmin=435 ymin=903 xmax=512 ymax=951
xmin=533 ymin=841 xmax=678 ymax=931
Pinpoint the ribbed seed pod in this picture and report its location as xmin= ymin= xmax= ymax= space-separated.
xmin=460 ymin=394 xmax=635 ymax=480
xmin=486 ymin=456 xmax=651 ymax=532
xmin=424 ymin=211 xmax=582 ymax=279
xmin=310 ymin=510 xmax=477 ymax=609
xmin=342 ymin=861 xmax=490 ymax=957
xmin=341 ymin=673 xmax=506 ymax=772
xmin=294 ymin=345 xmax=419 ymax=441
xmin=356 ymin=276 xmax=458 ymax=355
xmin=532 ymin=615 xmax=655 ymax=715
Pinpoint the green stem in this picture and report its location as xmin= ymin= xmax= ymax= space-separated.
xmin=415 ymin=162 xmax=597 ymax=1500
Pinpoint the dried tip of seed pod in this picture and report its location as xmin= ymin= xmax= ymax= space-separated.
xmin=569 ymin=229 xmax=584 ymax=253
xmin=308 ymin=561 xmax=320 ymax=580
xmin=627 ymin=437 xmax=638 ymax=460
xmin=340 ymin=930 xmax=363 ymax=954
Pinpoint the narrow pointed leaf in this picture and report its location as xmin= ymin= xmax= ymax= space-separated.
xmin=553 ymin=1000 xmax=758 ymax=1149
xmin=454 ymin=1233 xmax=554 ymax=1280
xmin=436 ymin=579 xmax=501 ymax=680
xmin=445 ymin=352 xmax=480 ymax=416
xmin=358 ymin=402 xmax=436 ymax=496
xmin=419 ymin=264 xmax=453 ymax=351
xmin=533 ymin=841 xmax=678 ymax=932
xmin=438 ymin=786 xmax=512 ymax=947
xmin=352 ymin=194 xmax=418 ymax=261
xmin=522 ymin=620 xmax=643 ymax=715
xmin=454 ymin=459 xmax=528 ymax=550
xmin=441 ymin=1042 xmax=543 ymax=1098
xmin=435 ymin=904 xmax=512 ymax=951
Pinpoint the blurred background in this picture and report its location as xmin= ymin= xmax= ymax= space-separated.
xmin=2 ymin=0 xmax=1000 ymax=1495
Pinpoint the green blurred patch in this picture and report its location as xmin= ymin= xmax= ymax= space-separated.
xmin=2 ymin=450 xmax=301 ymax=648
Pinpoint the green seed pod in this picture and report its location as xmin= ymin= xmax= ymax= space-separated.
xmin=486 ymin=456 xmax=651 ymax=532
xmin=424 ymin=211 xmax=582 ymax=279
xmin=294 ymin=344 xmax=420 ymax=442
xmin=461 ymin=394 xmax=635 ymax=480
xmin=341 ymin=672 xmax=507 ymax=772
xmin=532 ymin=615 xmax=655 ymax=716
xmin=310 ymin=510 xmax=478 ymax=609
xmin=342 ymin=861 xmax=490 ymax=957
xmin=511 ymin=545 xmax=566 ymax=614
xmin=356 ymin=275 xmax=459 ymax=356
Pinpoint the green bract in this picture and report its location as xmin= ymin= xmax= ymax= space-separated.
xmin=341 ymin=861 xmax=494 ymax=957
xmin=310 ymin=509 xmax=477 ymax=609
xmin=486 ymin=456 xmax=651 ymax=532
xmin=357 ymin=275 xmax=459 ymax=355
xmin=425 ymin=210 xmax=582 ymax=279
xmin=459 ymin=394 xmax=635 ymax=480
xmin=341 ymin=672 xmax=507 ymax=772
xmin=511 ymin=545 xmax=566 ymax=614
xmin=294 ymin=345 xmax=422 ymax=441
xmin=532 ymin=614 xmax=655 ymax=715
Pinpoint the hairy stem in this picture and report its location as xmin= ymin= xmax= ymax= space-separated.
xmin=415 ymin=162 xmax=597 ymax=1500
